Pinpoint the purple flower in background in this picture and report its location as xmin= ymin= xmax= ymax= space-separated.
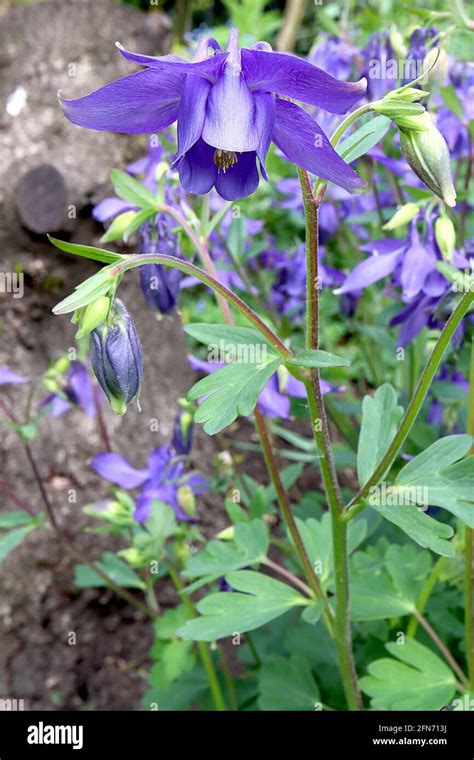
xmin=91 ymin=438 xmax=206 ymax=523
xmin=139 ymin=220 xmax=182 ymax=314
xmin=308 ymin=33 xmax=358 ymax=82
xmin=0 ymin=367 xmax=27 ymax=386
xmin=361 ymin=32 xmax=395 ymax=100
xmin=335 ymin=212 xmax=467 ymax=301
xmin=60 ymin=28 xmax=367 ymax=200
xmin=40 ymin=360 xmax=96 ymax=417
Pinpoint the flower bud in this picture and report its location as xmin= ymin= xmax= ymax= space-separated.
xmin=76 ymin=296 xmax=110 ymax=339
xmin=89 ymin=299 xmax=143 ymax=415
xmin=173 ymin=540 xmax=191 ymax=569
xmin=435 ymin=216 xmax=456 ymax=261
xmin=172 ymin=405 xmax=194 ymax=456
xmin=177 ymin=485 xmax=196 ymax=518
xmin=383 ymin=202 xmax=420 ymax=230
xmin=398 ymin=112 xmax=456 ymax=207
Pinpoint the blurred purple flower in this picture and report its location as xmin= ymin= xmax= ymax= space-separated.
xmin=0 ymin=367 xmax=27 ymax=386
xmin=139 ymin=219 xmax=182 ymax=314
xmin=91 ymin=442 xmax=206 ymax=523
xmin=40 ymin=361 xmax=96 ymax=417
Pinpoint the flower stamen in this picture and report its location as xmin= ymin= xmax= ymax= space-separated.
xmin=213 ymin=149 xmax=238 ymax=173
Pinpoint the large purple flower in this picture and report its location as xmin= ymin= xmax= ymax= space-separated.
xmin=59 ymin=29 xmax=367 ymax=200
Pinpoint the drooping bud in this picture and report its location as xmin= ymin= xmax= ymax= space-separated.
xmin=139 ymin=220 xmax=181 ymax=314
xmin=435 ymin=216 xmax=456 ymax=260
xmin=398 ymin=112 xmax=456 ymax=207
xmin=76 ymin=296 xmax=110 ymax=339
xmin=89 ymin=298 xmax=143 ymax=415
xmin=383 ymin=202 xmax=420 ymax=231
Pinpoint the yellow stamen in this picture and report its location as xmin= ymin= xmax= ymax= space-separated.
xmin=213 ymin=149 xmax=238 ymax=174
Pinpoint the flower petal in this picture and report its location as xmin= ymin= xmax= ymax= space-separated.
xmin=93 ymin=197 xmax=134 ymax=222
xmin=176 ymin=76 xmax=212 ymax=161
xmin=116 ymin=43 xmax=227 ymax=83
xmin=0 ymin=367 xmax=27 ymax=385
xmin=254 ymin=91 xmax=275 ymax=179
xmin=242 ymin=48 xmax=366 ymax=113
xmin=177 ymin=138 xmax=217 ymax=195
xmin=215 ymin=151 xmax=259 ymax=200
xmin=59 ymin=68 xmax=184 ymax=133
xmin=202 ymin=70 xmax=257 ymax=152
xmin=335 ymin=250 xmax=403 ymax=294
xmin=90 ymin=452 xmax=150 ymax=489
xmin=272 ymin=99 xmax=365 ymax=194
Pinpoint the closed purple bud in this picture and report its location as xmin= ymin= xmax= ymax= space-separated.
xmin=89 ymin=299 xmax=143 ymax=415
xmin=172 ymin=407 xmax=194 ymax=455
xmin=139 ymin=220 xmax=182 ymax=314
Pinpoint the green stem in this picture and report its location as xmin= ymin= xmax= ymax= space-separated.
xmin=112 ymin=253 xmax=292 ymax=361
xmin=465 ymin=338 xmax=474 ymax=689
xmin=406 ymin=556 xmax=448 ymax=638
xmin=345 ymin=288 xmax=474 ymax=521
xmin=253 ymin=407 xmax=330 ymax=610
xmin=298 ymin=168 xmax=361 ymax=710
xmin=167 ymin=563 xmax=227 ymax=711
xmin=413 ymin=609 xmax=469 ymax=691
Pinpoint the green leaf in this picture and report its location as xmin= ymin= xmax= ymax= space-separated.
xmin=338 ymin=115 xmax=391 ymax=163
xmin=360 ymin=639 xmax=457 ymax=710
xmin=100 ymin=211 xmax=138 ymax=243
xmin=74 ymin=551 xmax=146 ymax=590
xmin=188 ymin=355 xmax=282 ymax=435
xmin=123 ymin=208 xmax=158 ymax=242
xmin=183 ymin=519 xmax=269 ymax=591
xmin=110 ymin=169 xmax=158 ymax=210
xmin=394 ymin=435 xmax=474 ymax=527
xmin=285 ymin=349 xmax=350 ymax=369
xmin=350 ymin=544 xmax=431 ymax=621
xmin=48 ymin=236 xmax=124 ymax=264
xmin=294 ymin=513 xmax=367 ymax=590
xmin=440 ymin=85 xmax=463 ymax=120
xmin=52 ymin=265 xmax=117 ymax=315
xmin=357 ymin=384 xmax=403 ymax=487
xmin=0 ymin=510 xmax=37 ymax=529
xmin=0 ymin=524 xmax=37 ymax=562
xmin=177 ymin=570 xmax=308 ymax=641
xmin=370 ymin=502 xmax=454 ymax=557
xmin=258 ymin=654 xmax=320 ymax=710
xmin=150 ymin=640 xmax=196 ymax=688
xmin=264 ymin=463 xmax=303 ymax=503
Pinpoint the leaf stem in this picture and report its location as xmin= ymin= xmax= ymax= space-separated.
xmin=406 ymin=556 xmax=448 ymax=638
xmin=166 ymin=562 xmax=227 ymax=711
xmin=344 ymin=287 xmax=474 ymax=521
xmin=413 ymin=609 xmax=470 ymax=691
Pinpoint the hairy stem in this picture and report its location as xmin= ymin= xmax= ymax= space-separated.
xmin=298 ymin=168 xmax=362 ymax=710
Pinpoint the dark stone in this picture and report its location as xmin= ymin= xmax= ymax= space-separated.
xmin=16 ymin=164 xmax=67 ymax=234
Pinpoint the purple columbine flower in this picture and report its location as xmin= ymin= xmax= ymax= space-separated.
xmin=91 ymin=442 xmax=207 ymax=523
xmin=59 ymin=28 xmax=367 ymax=200
xmin=89 ymin=299 xmax=143 ymax=415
